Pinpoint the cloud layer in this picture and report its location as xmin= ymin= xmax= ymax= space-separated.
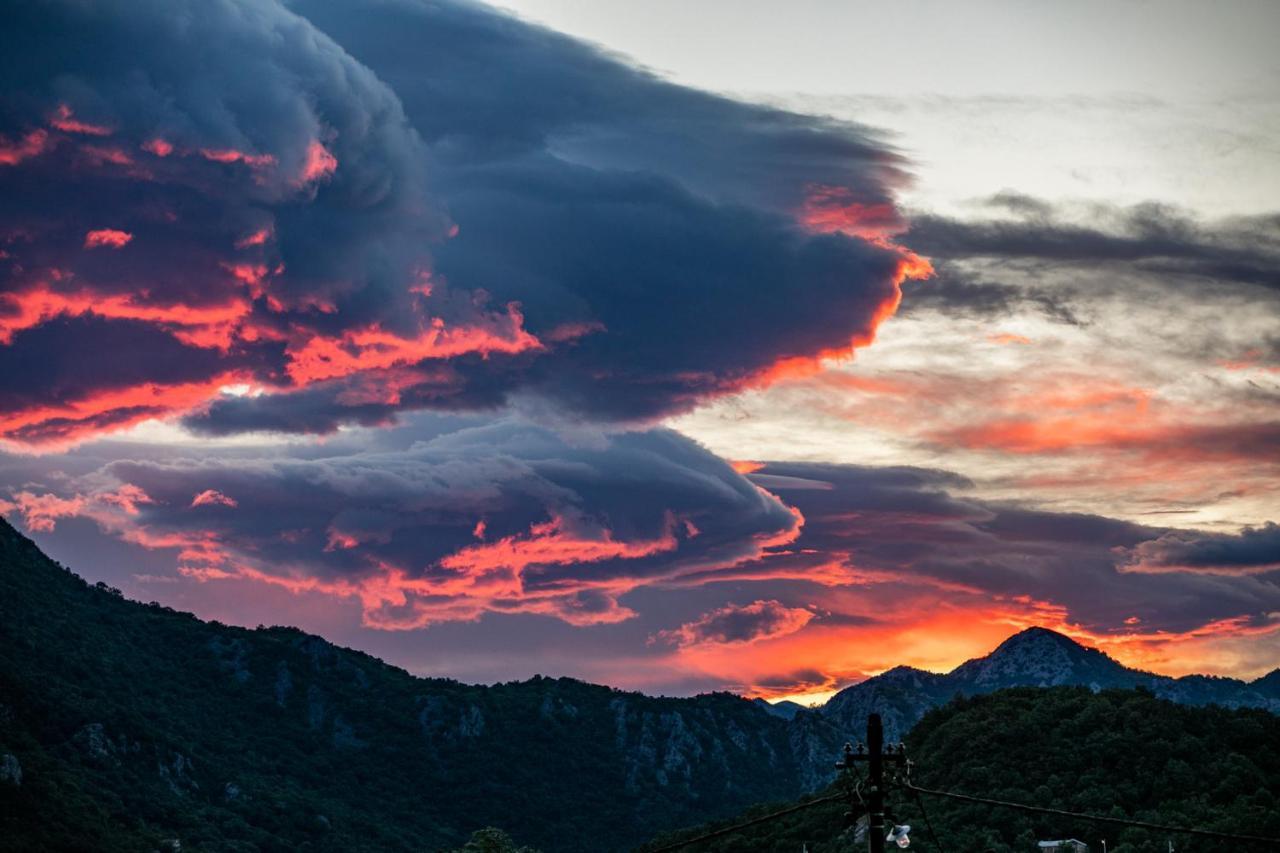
xmin=3 ymin=431 xmax=1275 ymax=695
xmin=0 ymin=0 xmax=925 ymax=448
xmin=1 ymin=419 xmax=801 ymax=628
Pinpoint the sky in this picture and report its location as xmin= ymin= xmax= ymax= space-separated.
xmin=1 ymin=0 xmax=1277 ymax=704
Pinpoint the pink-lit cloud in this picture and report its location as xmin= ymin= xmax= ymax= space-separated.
xmin=83 ymin=229 xmax=133 ymax=249
xmin=191 ymin=489 xmax=238 ymax=508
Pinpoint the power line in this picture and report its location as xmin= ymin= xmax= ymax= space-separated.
xmin=644 ymin=791 xmax=846 ymax=853
xmin=644 ymin=714 xmax=1279 ymax=853
xmin=904 ymin=782 xmax=1280 ymax=846
xmin=904 ymin=783 xmax=944 ymax=852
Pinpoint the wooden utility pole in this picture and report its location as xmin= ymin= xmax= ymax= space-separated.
xmin=867 ymin=713 xmax=885 ymax=853
xmin=837 ymin=714 xmax=905 ymax=853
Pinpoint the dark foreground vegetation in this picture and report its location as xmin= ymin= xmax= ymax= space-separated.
xmin=0 ymin=517 xmax=830 ymax=853
xmin=642 ymin=686 xmax=1280 ymax=853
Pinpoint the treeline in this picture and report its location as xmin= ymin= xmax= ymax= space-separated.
xmin=641 ymin=687 xmax=1280 ymax=853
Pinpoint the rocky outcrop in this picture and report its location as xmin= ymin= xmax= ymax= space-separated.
xmin=157 ymin=749 xmax=198 ymax=796
xmin=274 ymin=661 xmax=293 ymax=707
xmin=0 ymin=753 xmax=20 ymax=786
xmin=73 ymin=722 xmax=139 ymax=765
xmin=457 ymin=704 xmax=485 ymax=738
xmin=208 ymin=636 xmax=252 ymax=684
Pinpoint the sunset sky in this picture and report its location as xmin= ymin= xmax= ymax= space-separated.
xmin=1 ymin=0 xmax=1277 ymax=703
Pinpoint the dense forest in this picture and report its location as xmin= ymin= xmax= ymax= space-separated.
xmin=0 ymin=517 xmax=839 ymax=852
xmin=641 ymin=687 xmax=1280 ymax=852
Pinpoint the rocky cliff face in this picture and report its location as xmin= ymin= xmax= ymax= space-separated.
xmin=821 ymin=626 xmax=1280 ymax=741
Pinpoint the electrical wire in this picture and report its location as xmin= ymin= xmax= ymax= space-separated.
xmin=906 ymin=784 xmax=944 ymax=852
xmin=644 ymin=791 xmax=847 ymax=853
xmin=903 ymin=782 xmax=1280 ymax=846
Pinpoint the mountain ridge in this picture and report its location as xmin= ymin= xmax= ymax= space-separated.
xmin=0 ymin=515 xmax=845 ymax=852
xmin=1 ymin=514 xmax=1276 ymax=850
xmin=820 ymin=625 xmax=1280 ymax=740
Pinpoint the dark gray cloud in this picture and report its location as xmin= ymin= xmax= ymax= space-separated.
xmin=1122 ymin=522 xmax=1280 ymax=575
xmin=1 ymin=0 xmax=915 ymax=445
xmin=15 ymin=419 xmax=801 ymax=627
xmin=910 ymin=201 xmax=1280 ymax=284
xmin=899 ymin=197 xmax=1280 ymax=323
xmin=653 ymin=599 xmax=814 ymax=647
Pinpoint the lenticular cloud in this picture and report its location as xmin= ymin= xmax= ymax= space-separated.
xmin=3 ymin=420 xmax=802 ymax=628
xmin=0 ymin=0 xmax=925 ymax=448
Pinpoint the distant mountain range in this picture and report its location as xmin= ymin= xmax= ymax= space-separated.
xmin=0 ymin=515 xmax=1276 ymax=851
xmin=817 ymin=625 xmax=1280 ymax=741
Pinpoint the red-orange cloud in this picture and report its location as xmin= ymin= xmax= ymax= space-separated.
xmin=296 ymin=140 xmax=338 ymax=185
xmin=83 ymin=229 xmax=133 ymax=249
xmin=0 ymin=129 xmax=51 ymax=166
xmin=49 ymin=104 xmax=112 ymax=137
xmin=285 ymin=310 xmax=541 ymax=385
xmin=191 ymin=489 xmax=238 ymax=508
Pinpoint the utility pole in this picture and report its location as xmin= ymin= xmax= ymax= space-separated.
xmin=836 ymin=714 xmax=906 ymax=853
xmin=868 ymin=714 xmax=884 ymax=853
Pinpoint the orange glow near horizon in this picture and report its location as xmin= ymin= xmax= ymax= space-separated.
xmin=665 ymin=599 xmax=1280 ymax=702
xmin=5 ymin=481 xmax=1276 ymax=690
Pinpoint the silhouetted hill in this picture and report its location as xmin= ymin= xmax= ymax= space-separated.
xmin=752 ymin=699 xmax=807 ymax=720
xmin=821 ymin=626 xmax=1279 ymax=741
xmin=0 ymin=517 xmax=843 ymax=852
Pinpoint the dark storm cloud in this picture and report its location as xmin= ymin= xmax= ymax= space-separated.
xmin=1122 ymin=522 xmax=1280 ymax=575
xmin=899 ymin=197 xmax=1280 ymax=320
xmin=0 ymin=0 xmax=469 ymax=444
xmin=910 ymin=201 xmax=1280 ymax=284
xmin=1 ymin=0 xmax=917 ymax=445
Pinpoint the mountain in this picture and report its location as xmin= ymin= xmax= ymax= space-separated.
xmin=821 ymin=626 xmax=1280 ymax=741
xmin=643 ymin=686 xmax=1280 ymax=852
xmin=3 ymin=514 xmax=1276 ymax=851
xmin=0 ymin=516 xmax=845 ymax=853
xmin=752 ymin=699 xmax=807 ymax=720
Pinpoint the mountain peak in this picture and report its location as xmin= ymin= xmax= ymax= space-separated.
xmin=996 ymin=626 xmax=1084 ymax=653
xmin=951 ymin=626 xmax=1127 ymax=689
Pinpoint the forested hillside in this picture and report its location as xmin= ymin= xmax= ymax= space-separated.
xmin=0 ymin=517 xmax=841 ymax=853
xmin=643 ymin=687 xmax=1280 ymax=852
